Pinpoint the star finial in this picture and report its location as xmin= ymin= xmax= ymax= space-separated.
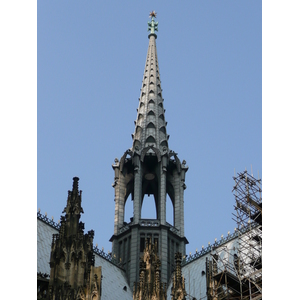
xmin=149 ymin=11 xmax=157 ymax=18
xmin=148 ymin=11 xmax=158 ymax=38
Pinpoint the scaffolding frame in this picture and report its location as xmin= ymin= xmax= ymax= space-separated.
xmin=207 ymin=171 xmax=262 ymax=300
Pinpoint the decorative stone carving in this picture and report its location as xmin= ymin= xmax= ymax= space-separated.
xmin=171 ymin=253 xmax=187 ymax=300
xmin=47 ymin=177 xmax=101 ymax=300
xmin=133 ymin=239 xmax=167 ymax=300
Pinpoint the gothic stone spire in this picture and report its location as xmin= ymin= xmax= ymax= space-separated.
xmin=132 ymin=11 xmax=169 ymax=156
xmin=111 ymin=14 xmax=189 ymax=290
xmin=48 ymin=178 xmax=101 ymax=300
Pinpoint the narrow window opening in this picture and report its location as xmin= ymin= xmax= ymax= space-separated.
xmin=140 ymin=237 xmax=145 ymax=252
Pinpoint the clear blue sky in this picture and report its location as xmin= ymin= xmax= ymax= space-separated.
xmin=37 ymin=1 xmax=262 ymax=255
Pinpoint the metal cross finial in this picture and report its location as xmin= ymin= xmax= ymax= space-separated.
xmin=148 ymin=11 xmax=158 ymax=36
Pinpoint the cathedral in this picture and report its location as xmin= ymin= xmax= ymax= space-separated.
xmin=37 ymin=12 xmax=262 ymax=300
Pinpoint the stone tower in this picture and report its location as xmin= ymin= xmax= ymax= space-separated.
xmin=110 ymin=12 xmax=189 ymax=288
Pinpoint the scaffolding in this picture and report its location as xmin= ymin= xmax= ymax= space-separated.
xmin=206 ymin=170 xmax=262 ymax=300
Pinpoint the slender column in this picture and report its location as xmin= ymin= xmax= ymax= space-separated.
xmin=129 ymin=227 xmax=139 ymax=287
xmin=160 ymin=228 xmax=168 ymax=284
xmin=133 ymin=159 xmax=142 ymax=223
xmin=174 ymin=173 xmax=181 ymax=233
xmin=159 ymin=164 xmax=167 ymax=225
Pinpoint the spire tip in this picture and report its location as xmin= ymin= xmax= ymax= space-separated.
xmin=148 ymin=11 xmax=158 ymax=38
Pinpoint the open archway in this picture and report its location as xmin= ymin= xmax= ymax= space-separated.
xmin=124 ymin=198 xmax=133 ymax=224
xmin=141 ymin=194 xmax=157 ymax=219
xmin=166 ymin=194 xmax=174 ymax=226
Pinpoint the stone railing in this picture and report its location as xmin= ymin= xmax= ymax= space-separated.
xmin=140 ymin=219 xmax=160 ymax=227
xmin=119 ymin=224 xmax=130 ymax=234
xmin=166 ymin=222 xmax=180 ymax=235
xmin=182 ymin=223 xmax=258 ymax=266
xmin=93 ymin=246 xmax=124 ymax=269
xmin=37 ymin=210 xmax=61 ymax=230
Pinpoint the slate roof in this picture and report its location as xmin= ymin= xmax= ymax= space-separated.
xmin=37 ymin=216 xmax=59 ymax=275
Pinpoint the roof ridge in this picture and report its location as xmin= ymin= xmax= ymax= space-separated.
xmin=182 ymin=223 xmax=259 ymax=266
xmin=37 ymin=210 xmax=61 ymax=230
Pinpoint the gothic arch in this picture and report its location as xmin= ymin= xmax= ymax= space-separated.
xmin=159 ymin=126 xmax=166 ymax=134
xmin=159 ymin=114 xmax=165 ymax=121
xmin=145 ymin=136 xmax=156 ymax=144
xmin=140 ymin=146 xmax=161 ymax=162
xmin=160 ymin=140 xmax=168 ymax=148
xmin=147 ymin=122 xmax=155 ymax=129
xmin=147 ymin=110 xmax=155 ymax=116
xmin=120 ymin=149 xmax=133 ymax=173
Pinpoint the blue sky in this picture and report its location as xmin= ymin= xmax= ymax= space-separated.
xmin=37 ymin=1 xmax=262 ymax=255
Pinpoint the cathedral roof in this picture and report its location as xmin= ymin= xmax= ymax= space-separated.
xmin=132 ymin=13 xmax=169 ymax=154
xmin=37 ymin=213 xmax=59 ymax=276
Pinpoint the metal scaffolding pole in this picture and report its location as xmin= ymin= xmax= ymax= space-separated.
xmin=206 ymin=171 xmax=262 ymax=300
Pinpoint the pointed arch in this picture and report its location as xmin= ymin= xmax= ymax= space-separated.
xmin=145 ymin=136 xmax=156 ymax=144
xmin=149 ymin=99 xmax=155 ymax=105
xmin=147 ymin=110 xmax=155 ymax=116
xmin=135 ymin=125 xmax=143 ymax=138
xmin=160 ymin=140 xmax=168 ymax=148
xmin=133 ymin=140 xmax=141 ymax=151
xmin=141 ymin=146 xmax=161 ymax=162
xmin=159 ymin=126 xmax=166 ymax=134
xmin=147 ymin=122 xmax=155 ymax=129
xmin=146 ymin=122 xmax=155 ymax=137
xmin=159 ymin=114 xmax=165 ymax=121
xmin=120 ymin=149 xmax=133 ymax=173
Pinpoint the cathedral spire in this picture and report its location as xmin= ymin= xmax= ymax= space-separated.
xmin=111 ymin=14 xmax=188 ymax=289
xmin=132 ymin=12 xmax=169 ymax=156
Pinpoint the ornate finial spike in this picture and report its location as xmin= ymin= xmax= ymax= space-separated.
xmin=148 ymin=11 xmax=158 ymax=38
xmin=72 ymin=176 xmax=79 ymax=192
